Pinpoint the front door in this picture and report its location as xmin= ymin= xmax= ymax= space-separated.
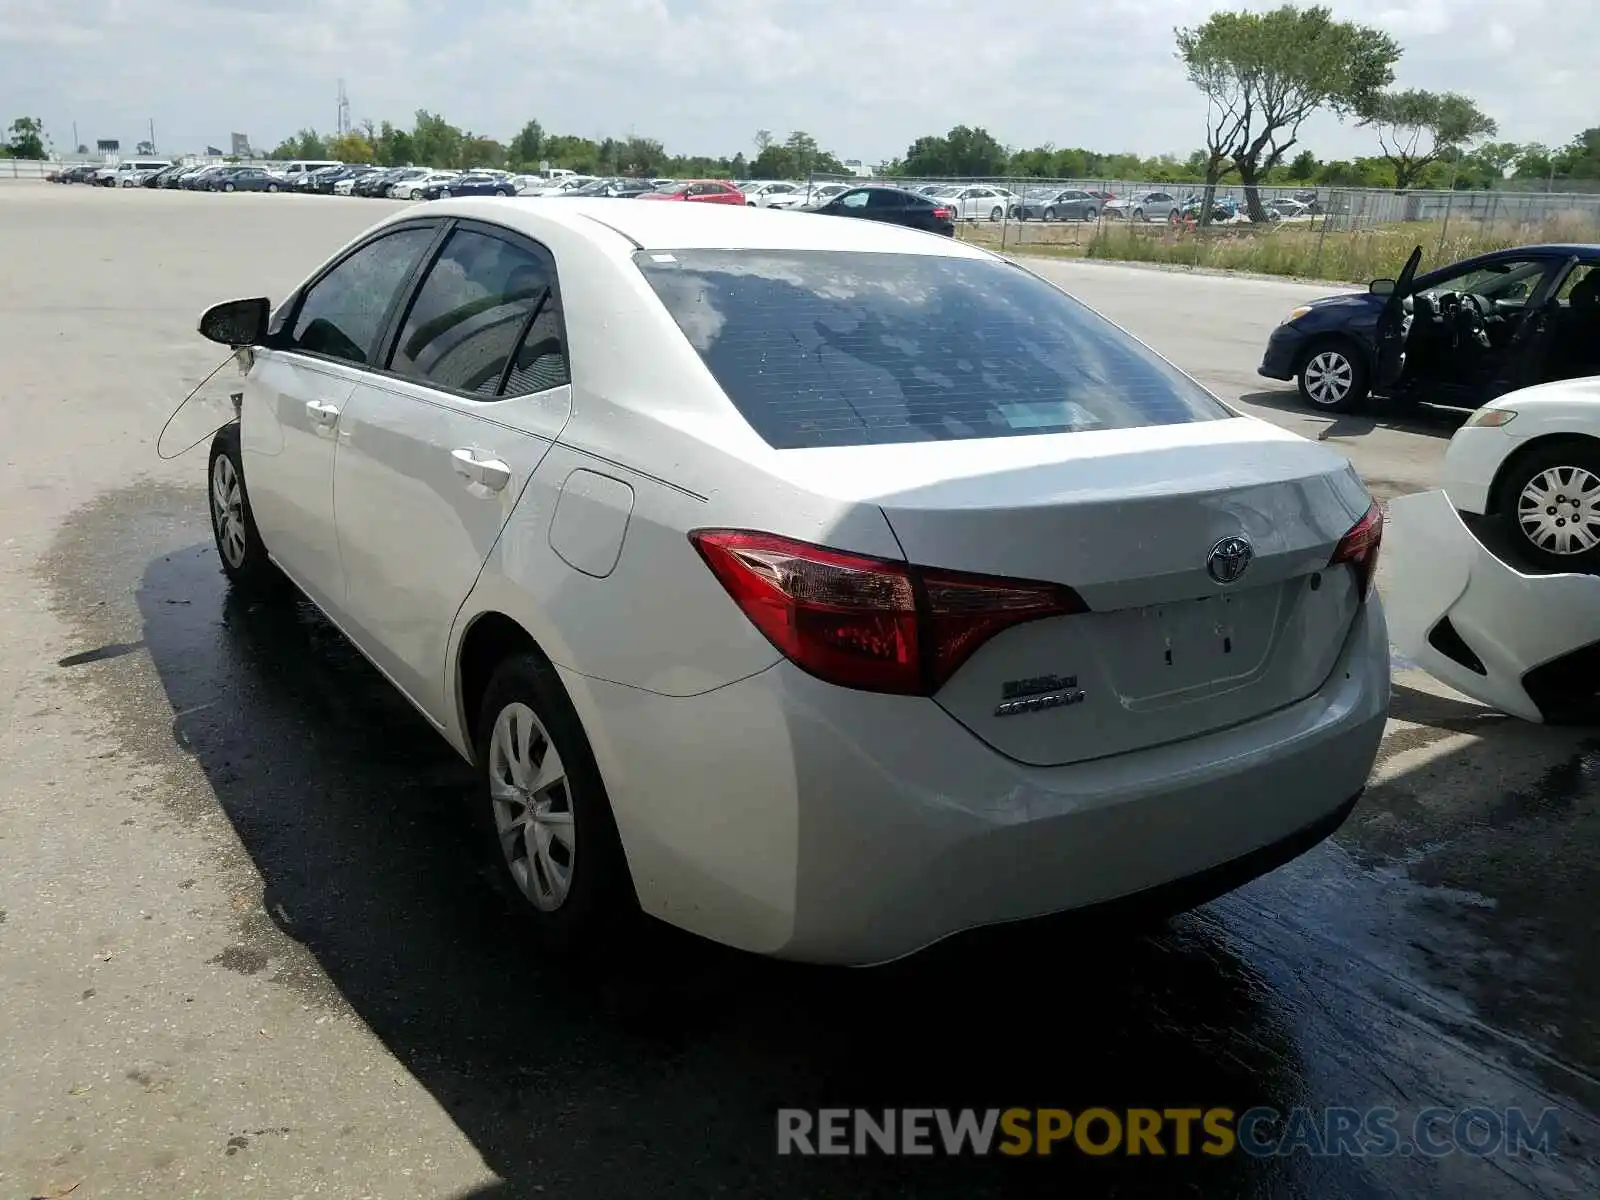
xmin=1374 ymin=246 xmax=1423 ymax=390
xmin=332 ymin=221 xmax=572 ymax=721
xmin=241 ymin=221 xmax=441 ymax=611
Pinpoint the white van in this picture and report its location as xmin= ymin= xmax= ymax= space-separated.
xmin=268 ymin=159 xmax=343 ymax=182
xmin=95 ymin=158 xmax=172 ymax=187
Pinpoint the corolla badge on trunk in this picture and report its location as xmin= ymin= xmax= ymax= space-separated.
xmin=1206 ymin=535 xmax=1254 ymax=584
xmin=995 ymin=673 xmax=1087 ymax=717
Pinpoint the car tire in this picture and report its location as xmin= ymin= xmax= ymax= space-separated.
xmin=1132 ymin=208 xmax=1145 ymax=221
xmin=1084 ymin=207 xmax=1097 ymax=222
xmin=472 ymin=652 xmax=636 ymax=957
xmin=989 ymin=206 xmax=1003 ymax=222
xmin=1039 ymin=208 xmax=1054 ymax=222
xmin=208 ymin=424 xmax=289 ymax=597
xmin=1296 ymin=339 xmax=1369 ymax=413
xmin=223 ymin=182 xmax=235 ymax=192
xmin=495 ymin=188 xmax=510 ymax=197
xmin=1493 ymin=438 xmax=1600 ymax=575
xmin=440 ymin=188 xmax=451 ymax=198
xmin=267 ymin=183 xmax=279 ymax=192
xmin=409 ymin=189 xmax=422 ymax=200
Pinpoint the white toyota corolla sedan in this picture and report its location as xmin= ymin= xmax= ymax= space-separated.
xmin=197 ymin=199 xmax=1391 ymax=965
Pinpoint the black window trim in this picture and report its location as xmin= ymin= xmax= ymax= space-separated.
xmin=370 ymin=217 xmax=571 ymax=403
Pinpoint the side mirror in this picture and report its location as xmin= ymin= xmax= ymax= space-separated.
xmin=1369 ymin=279 xmax=1396 ymax=297
xmin=199 ymin=297 xmax=270 ymax=347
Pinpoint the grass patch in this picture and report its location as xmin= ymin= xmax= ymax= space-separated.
xmin=963 ymin=211 xmax=1600 ymax=283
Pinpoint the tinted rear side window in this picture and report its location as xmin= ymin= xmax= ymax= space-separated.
xmin=633 ymin=250 xmax=1230 ymax=449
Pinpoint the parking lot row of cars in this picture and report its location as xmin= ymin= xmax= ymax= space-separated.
xmin=49 ymin=159 xmax=1322 ymax=223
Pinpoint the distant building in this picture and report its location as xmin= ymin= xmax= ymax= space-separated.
xmin=231 ymin=132 xmax=251 ymax=157
xmin=843 ymin=158 xmax=873 ymax=178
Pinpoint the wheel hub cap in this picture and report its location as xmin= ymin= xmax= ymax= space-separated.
xmin=1518 ymin=467 xmax=1600 ymax=555
xmin=1304 ymin=352 xmax=1353 ymax=406
xmin=488 ymin=702 xmax=574 ymax=911
xmin=211 ymin=456 xmax=247 ymax=568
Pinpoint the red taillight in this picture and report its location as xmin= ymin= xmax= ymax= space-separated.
xmin=1330 ymin=501 xmax=1383 ymax=598
xmin=932 ymin=206 xmax=953 ymax=220
xmin=689 ymin=530 xmax=1087 ymax=695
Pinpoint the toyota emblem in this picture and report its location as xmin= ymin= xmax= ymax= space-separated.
xmin=1206 ymin=535 xmax=1254 ymax=584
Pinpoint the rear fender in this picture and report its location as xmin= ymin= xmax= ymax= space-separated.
xmin=1384 ymin=490 xmax=1600 ymax=722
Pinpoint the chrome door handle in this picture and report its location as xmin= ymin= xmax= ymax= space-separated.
xmin=306 ymin=400 xmax=341 ymax=425
xmin=451 ymin=448 xmax=511 ymax=491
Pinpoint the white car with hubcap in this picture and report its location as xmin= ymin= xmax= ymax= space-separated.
xmin=198 ymin=199 xmax=1390 ymax=965
xmin=1440 ymin=376 xmax=1600 ymax=574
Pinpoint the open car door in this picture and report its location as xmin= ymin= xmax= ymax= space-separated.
xmin=1485 ymin=255 xmax=1580 ymax=400
xmin=1373 ymin=246 xmax=1423 ymax=390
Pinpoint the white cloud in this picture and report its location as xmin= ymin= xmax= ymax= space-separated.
xmin=0 ymin=0 xmax=1592 ymax=162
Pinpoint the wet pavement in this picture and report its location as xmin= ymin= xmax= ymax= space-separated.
xmin=2 ymin=189 xmax=1598 ymax=1198
xmin=22 ymin=477 xmax=1598 ymax=1198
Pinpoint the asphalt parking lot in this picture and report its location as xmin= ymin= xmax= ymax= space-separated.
xmin=1 ymin=184 xmax=1596 ymax=1199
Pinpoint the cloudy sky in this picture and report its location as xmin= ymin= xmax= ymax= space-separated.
xmin=2 ymin=0 xmax=1592 ymax=162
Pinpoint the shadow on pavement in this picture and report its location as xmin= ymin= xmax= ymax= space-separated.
xmin=1237 ymin=390 xmax=1472 ymax=442
xmin=119 ymin=533 xmax=1600 ymax=1198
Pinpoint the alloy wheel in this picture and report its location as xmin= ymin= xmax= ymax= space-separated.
xmin=210 ymin=455 xmax=247 ymax=568
xmin=1303 ymin=351 xmax=1354 ymax=407
xmin=1517 ymin=466 xmax=1600 ymax=556
xmin=488 ymin=701 xmax=575 ymax=912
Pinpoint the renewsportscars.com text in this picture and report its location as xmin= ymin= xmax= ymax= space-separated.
xmin=776 ymin=1106 xmax=1561 ymax=1158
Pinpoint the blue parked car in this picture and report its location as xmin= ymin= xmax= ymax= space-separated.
xmin=419 ymin=172 xmax=515 ymax=200
xmin=1259 ymin=243 xmax=1600 ymax=412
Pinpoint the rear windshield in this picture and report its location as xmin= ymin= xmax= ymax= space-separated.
xmin=633 ymin=250 xmax=1230 ymax=449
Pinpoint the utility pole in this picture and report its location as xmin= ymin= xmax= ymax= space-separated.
xmin=72 ymin=122 xmax=78 ymax=155
xmin=149 ymin=118 xmax=156 ymax=153
xmin=336 ymin=80 xmax=351 ymax=137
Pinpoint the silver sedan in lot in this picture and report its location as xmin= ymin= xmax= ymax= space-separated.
xmin=1103 ymin=190 xmax=1181 ymax=222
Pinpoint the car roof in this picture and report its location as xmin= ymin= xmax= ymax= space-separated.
xmin=413 ymin=196 xmax=996 ymax=257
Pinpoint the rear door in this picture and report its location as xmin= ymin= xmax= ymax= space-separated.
xmin=1488 ymin=255 xmax=1580 ymax=398
xmin=331 ymin=220 xmax=572 ymax=721
xmin=241 ymin=220 xmax=442 ymax=613
xmin=1374 ymin=245 xmax=1423 ymax=389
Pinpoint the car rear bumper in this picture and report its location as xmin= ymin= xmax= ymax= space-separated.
xmin=563 ymin=597 xmax=1389 ymax=965
xmin=1258 ymin=323 xmax=1308 ymax=381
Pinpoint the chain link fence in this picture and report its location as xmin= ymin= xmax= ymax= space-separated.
xmin=857 ymin=177 xmax=1600 ymax=282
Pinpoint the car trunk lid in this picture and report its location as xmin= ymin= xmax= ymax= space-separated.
xmin=774 ymin=419 xmax=1373 ymax=766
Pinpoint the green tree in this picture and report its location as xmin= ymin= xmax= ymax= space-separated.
xmin=1512 ymin=142 xmax=1554 ymax=182
xmin=410 ymin=110 xmax=462 ymax=168
xmin=374 ymin=121 xmax=414 ymax=167
xmin=1287 ymin=149 xmax=1319 ymax=181
xmin=327 ymin=132 xmax=375 ymax=163
xmin=509 ymin=120 xmax=544 ymax=169
xmin=1364 ymin=89 xmax=1497 ymax=188
xmin=7 ymin=117 xmax=47 ymax=160
xmin=901 ymin=126 xmax=1008 ymax=177
xmin=1177 ymin=4 xmax=1399 ymax=220
xmin=615 ymin=135 xmax=667 ymax=176
xmin=1009 ymin=145 xmax=1059 ymax=178
xmin=1177 ymin=25 xmax=1254 ymax=223
xmin=542 ymin=134 xmax=600 ymax=173
xmin=1557 ymin=128 xmax=1600 ymax=180
xmin=461 ymin=135 xmax=507 ymax=169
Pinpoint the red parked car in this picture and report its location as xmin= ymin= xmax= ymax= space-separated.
xmin=638 ymin=180 xmax=745 ymax=204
